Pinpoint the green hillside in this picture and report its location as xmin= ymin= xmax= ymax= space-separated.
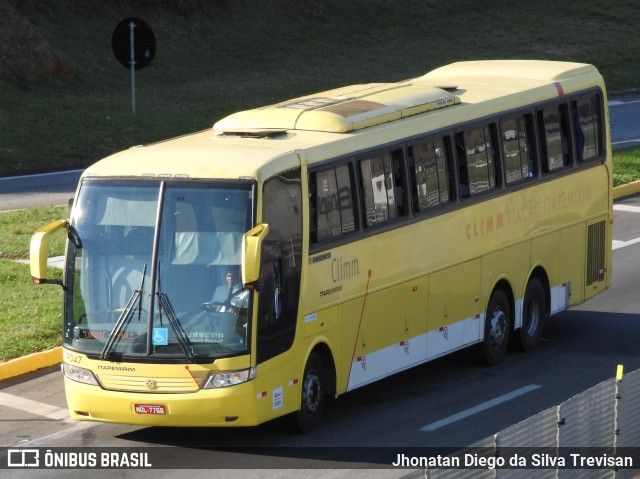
xmin=1 ymin=0 xmax=640 ymax=176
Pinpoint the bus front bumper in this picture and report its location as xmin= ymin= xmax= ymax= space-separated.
xmin=63 ymin=377 xmax=259 ymax=427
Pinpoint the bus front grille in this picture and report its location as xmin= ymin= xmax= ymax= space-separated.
xmin=97 ymin=374 xmax=200 ymax=393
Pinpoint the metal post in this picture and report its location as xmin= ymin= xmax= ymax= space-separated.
xmin=129 ymin=21 xmax=136 ymax=115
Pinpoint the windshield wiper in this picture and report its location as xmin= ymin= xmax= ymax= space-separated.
xmin=100 ymin=264 xmax=147 ymax=360
xmin=156 ymin=263 xmax=197 ymax=362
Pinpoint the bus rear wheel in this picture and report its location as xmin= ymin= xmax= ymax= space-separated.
xmin=482 ymin=289 xmax=511 ymax=365
xmin=513 ymin=277 xmax=547 ymax=352
xmin=282 ymin=352 xmax=326 ymax=433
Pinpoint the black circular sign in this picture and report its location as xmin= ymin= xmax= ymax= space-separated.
xmin=112 ymin=17 xmax=156 ymax=70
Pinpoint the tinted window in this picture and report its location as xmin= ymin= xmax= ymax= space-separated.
xmin=502 ymin=115 xmax=536 ymax=185
xmin=258 ymin=169 xmax=302 ymax=363
xmin=456 ymin=126 xmax=497 ymax=197
xmin=310 ymin=165 xmax=356 ymax=243
xmin=573 ymin=95 xmax=602 ymax=163
xmin=360 ymin=149 xmax=405 ymax=227
xmin=409 ymin=138 xmax=451 ymax=211
xmin=539 ymin=104 xmax=572 ymax=172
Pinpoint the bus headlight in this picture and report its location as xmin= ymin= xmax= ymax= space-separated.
xmin=203 ymin=367 xmax=256 ymax=389
xmin=63 ymin=363 xmax=100 ymax=386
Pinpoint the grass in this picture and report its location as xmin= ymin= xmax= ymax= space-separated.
xmin=0 ymin=206 xmax=67 ymax=260
xmin=0 ymin=261 xmax=63 ymax=361
xmin=0 ymin=206 xmax=66 ymax=361
xmin=2 ymin=0 xmax=640 ymax=176
xmin=612 ymin=146 xmax=640 ymax=186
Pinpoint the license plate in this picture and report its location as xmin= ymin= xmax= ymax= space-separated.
xmin=134 ymin=404 xmax=166 ymax=415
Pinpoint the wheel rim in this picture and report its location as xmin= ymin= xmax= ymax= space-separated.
xmin=489 ymin=308 xmax=507 ymax=345
xmin=302 ymin=370 xmax=322 ymax=415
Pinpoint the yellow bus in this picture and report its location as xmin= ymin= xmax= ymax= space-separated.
xmin=31 ymin=60 xmax=612 ymax=432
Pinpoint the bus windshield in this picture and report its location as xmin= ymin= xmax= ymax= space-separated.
xmin=65 ymin=179 xmax=254 ymax=361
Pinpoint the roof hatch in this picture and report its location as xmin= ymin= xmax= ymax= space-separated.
xmin=213 ymin=82 xmax=460 ymax=134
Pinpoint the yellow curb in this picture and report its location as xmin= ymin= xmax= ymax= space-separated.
xmin=613 ymin=180 xmax=640 ymax=200
xmin=0 ymin=347 xmax=62 ymax=381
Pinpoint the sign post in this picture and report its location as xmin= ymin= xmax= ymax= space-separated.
xmin=112 ymin=18 xmax=156 ymax=115
xmin=129 ymin=21 xmax=136 ymax=114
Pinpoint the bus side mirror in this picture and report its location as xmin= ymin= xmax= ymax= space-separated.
xmin=241 ymin=223 xmax=269 ymax=286
xmin=30 ymin=219 xmax=68 ymax=287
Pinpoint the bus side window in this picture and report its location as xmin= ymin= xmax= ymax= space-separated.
xmin=309 ymin=165 xmax=356 ymax=244
xmin=409 ymin=137 xmax=451 ymax=211
xmin=573 ymin=95 xmax=603 ymax=163
xmin=502 ymin=114 xmax=536 ymax=185
xmin=360 ymin=148 xmax=404 ymax=227
xmin=455 ymin=134 xmax=470 ymax=198
xmin=391 ymin=149 xmax=406 ymax=216
xmin=539 ymin=103 xmax=573 ymax=173
xmin=456 ymin=125 xmax=497 ymax=198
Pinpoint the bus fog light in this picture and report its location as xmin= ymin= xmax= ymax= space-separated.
xmin=63 ymin=363 xmax=99 ymax=386
xmin=204 ymin=367 xmax=256 ymax=389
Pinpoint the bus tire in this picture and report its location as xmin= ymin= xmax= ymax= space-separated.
xmin=514 ymin=278 xmax=547 ymax=352
xmin=482 ymin=288 xmax=510 ymax=365
xmin=283 ymin=352 xmax=325 ymax=433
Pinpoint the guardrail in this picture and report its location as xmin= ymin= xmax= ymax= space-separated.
xmin=425 ymin=368 xmax=640 ymax=478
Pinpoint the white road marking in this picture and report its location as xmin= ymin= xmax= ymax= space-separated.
xmin=419 ymin=384 xmax=541 ymax=432
xmin=14 ymin=421 xmax=98 ymax=447
xmin=0 ymin=391 xmax=69 ymax=421
xmin=609 ymin=99 xmax=640 ymax=106
xmin=612 ymin=139 xmax=640 ymax=147
xmin=613 ymin=204 xmax=640 ymax=250
xmin=613 ymin=204 xmax=640 ymax=213
xmin=613 ymin=238 xmax=640 ymax=251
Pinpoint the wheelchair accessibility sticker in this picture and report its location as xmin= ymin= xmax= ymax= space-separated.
xmin=152 ymin=328 xmax=168 ymax=346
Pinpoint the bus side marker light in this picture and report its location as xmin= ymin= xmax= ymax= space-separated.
xmin=288 ymin=379 xmax=299 ymax=386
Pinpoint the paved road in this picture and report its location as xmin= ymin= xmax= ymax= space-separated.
xmin=0 ymin=170 xmax=81 ymax=211
xmin=610 ymin=96 xmax=640 ymax=148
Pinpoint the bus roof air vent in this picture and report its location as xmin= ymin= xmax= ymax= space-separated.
xmin=213 ymin=83 xmax=460 ymax=134
xmin=216 ymin=129 xmax=288 ymax=139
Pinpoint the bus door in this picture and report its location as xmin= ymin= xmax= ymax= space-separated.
xmin=252 ymin=168 xmax=303 ymax=419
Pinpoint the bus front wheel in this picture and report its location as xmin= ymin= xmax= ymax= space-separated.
xmin=283 ymin=352 xmax=326 ymax=433
xmin=482 ymin=289 xmax=511 ymax=365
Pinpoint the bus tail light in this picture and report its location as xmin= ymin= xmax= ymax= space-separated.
xmin=203 ymin=368 xmax=256 ymax=389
